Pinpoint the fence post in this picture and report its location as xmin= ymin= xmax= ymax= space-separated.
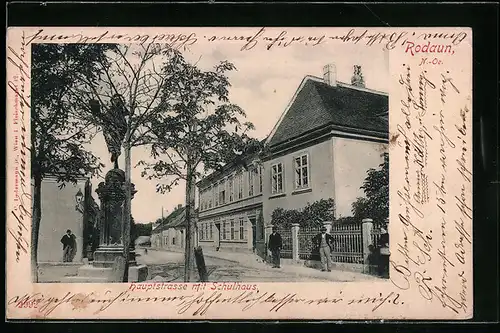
xmin=362 ymin=218 xmax=374 ymax=266
xmin=323 ymin=221 xmax=332 ymax=233
xmin=291 ymin=223 xmax=300 ymax=263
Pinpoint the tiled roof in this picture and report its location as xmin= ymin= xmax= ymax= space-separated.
xmin=151 ymin=207 xmax=200 ymax=233
xmin=268 ymin=77 xmax=388 ymax=147
xmin=152 ymin=207 xmax=186 ymax=233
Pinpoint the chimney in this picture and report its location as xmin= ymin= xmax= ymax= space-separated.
xmin=177 ymin=204 xmax=182 ymax=210
xmin=323 ymin=64 xmax=337 ymax=87
xmin=351 ymin=65 xmax=365 ymax=88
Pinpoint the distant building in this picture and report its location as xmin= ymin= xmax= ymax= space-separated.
xmin=151 ymin=204 xmax=189 ymax=251
xmin=196 ymin=149 xmax=264 ymax=254
xmin=36 ymin=176 xmax=99 ymax=263
xmin=261 ymin=64 xmax=388 ymax=250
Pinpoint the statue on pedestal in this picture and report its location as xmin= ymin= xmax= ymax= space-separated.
xmin=90 ymin=94 xmax=128 ymax=169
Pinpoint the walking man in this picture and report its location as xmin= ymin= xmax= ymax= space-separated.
xmin=313 ymin=226 xmax=334 ymax=272
xmin=268 ymin=226 xmax=282 ymax=268
xmin=61 ymin=229 xmax=76 ymax=262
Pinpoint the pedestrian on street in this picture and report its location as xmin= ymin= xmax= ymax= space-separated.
xmin=313 ymin=226 xmax=334 ymax=272
xmin=61 ymin=229 xmax=76 ymax=262
xmin=268 ymin=226 xmax=282 ymax=268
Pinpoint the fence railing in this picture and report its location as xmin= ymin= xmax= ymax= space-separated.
xmin=276 ymin=228 xmax=293 ymax=259
xmin=268 ymin=218 xmax=388 ymax=267
xmin=331 ymin=222 xmax=363 ymax=264
xmin=372 ymin=221 xmax=385 ymax=247
xmin=298 ymin=226 xmax=321 ymax=261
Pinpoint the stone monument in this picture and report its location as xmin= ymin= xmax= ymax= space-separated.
xmin=65 ymin=167 xmax=147 ymax=282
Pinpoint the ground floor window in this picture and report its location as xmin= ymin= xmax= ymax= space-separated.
xmin=239 ymin=217 xmax=246 ymax=240
xmin=230 ymin=219 xmax=235 ymax=240
xmin=222 ymin=220 xmax=227 ymax=240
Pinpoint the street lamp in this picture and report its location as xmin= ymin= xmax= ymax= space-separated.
xmin=75 ymin=188 xmax=84 ymax=213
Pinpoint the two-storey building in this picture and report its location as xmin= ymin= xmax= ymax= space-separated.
xmin=261 ymin=64 xmax=389 ymax=246
xmin=196 ymin=151 xmax=265 ymax=254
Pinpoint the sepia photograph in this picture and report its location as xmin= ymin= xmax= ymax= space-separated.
xmin=7 ymin=25 xmax=473 ymax=320
xmin=31 ymin=41 xmax=389 ymax=284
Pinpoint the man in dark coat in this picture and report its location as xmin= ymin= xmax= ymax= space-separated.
xmin=268 ymin=226 xmax=282 ymax=268
xmin=61 ymin=229 xmax=76 ymax=262
xmin=313 ymin=226 xmax=334 ymax=271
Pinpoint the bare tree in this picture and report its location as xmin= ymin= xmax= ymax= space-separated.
xmin=78 ymin=43 xmax=178 ymax=282
xmin=138 ymin=51 xmax=262 ymax=281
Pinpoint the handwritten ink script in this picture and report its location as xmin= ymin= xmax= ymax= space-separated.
xmin=23 ymin=28 xmax=467 ymax=53
xmin=8 ymin=289 xmax=404 ymax=318
xmin=391 ymin=56 xmax=472 ymax=316
xmin=6 ymin=26 xmax=472 ymax=320
xmin=7 ymin=31 xmax=31 ymax=264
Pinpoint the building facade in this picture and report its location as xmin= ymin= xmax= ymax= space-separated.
xmin=195 ymin=63 xmax=388 ymax=259
xmin=196 ymin=153 xmax=264 ymax=254
xmin=36 ymin=176 xmax=99 ymax=263
xmin=151 ymin=205 xmax=187 ymax=251
xmin=262 ymin=64 xmax=389 ymax=243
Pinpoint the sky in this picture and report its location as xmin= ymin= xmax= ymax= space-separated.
xmin=87 ymin=37 xmax=389 ymax=224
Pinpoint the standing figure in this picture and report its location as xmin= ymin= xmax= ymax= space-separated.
xmin=366 ymin=244 xmax=379 ymax=275
xmin=313 ymin=226 xmax=334 ymax=272
xmin=377 ymin=227 xmax=390 ymax=278
xmin=61 ymin=229 xmax=76 ymax=262
xmin=89 ymin=94 xmax=128 ymax=169
xmin=268 ymin=226 xmax=282 ymax=268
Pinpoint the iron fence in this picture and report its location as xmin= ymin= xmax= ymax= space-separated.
xmin=330 ymin=222 xmax=364 ymax=264
xmin=372 ymin=221 xmax=386 ymax=247
xmin=276 ymin=228 xmax=292 ymax=259
xmin=298 ymin=226 xmax=321 ymax=260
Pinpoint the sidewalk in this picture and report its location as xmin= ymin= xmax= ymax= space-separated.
xmin=202 ymin=249 xmax=380 ymax=282
xmin=150 ymin=247 xmax=380 ymax=282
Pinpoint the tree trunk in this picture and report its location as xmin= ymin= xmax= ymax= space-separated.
xmin=31 ymin=174 xmax=42 ymax=282
xmin=122 ymin=140 xmax=132 ymax=282
xmin=183 ymin=167 xmax=197 ymax=282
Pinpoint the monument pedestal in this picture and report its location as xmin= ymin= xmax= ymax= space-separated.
xmin=65 ymin=168 xmax=148 ymax=283
xmin=93 ymin=245 xmax=137 ymax=267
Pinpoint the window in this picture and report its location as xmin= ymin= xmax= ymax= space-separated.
xmin=200 ymin=225 xmax=204 ymax=240
xmin=224 ymin=221 xmax=230 ymax=240
xmin=239 ymin=217 xmax=245 ymax=240
xmin=294 ymin=154 xmax=310 ymax=189
xmin=271 ymin=163 xmax=284 ymax=194
xmin=200 ymin=191 xmax=205 ymax=211
xmin=204 ymin=223 xmax=208 ymax=241
xmin=209 ymin=222 xmax=213 ymax=240
xmin=208 ymin=186 xmax=213 ymax=208
xmin=228 ymin=176 xmax=234 ymax=202
xmin=258 ymin=166 xmax=263 ymax=194
xmin=248 ymin=169 xmax=254 ymax=196
xmin=237 ymin=172 xmax=244 ymax=199
xmin=219 ymin=180 xmax=226 ymax=205
xmin=230 ymin=219 xmax=235 ymax=240
xmin=222 ymin=220 xmax=227 ymax=240
xmin=214 ymin=184 xmax=219 ymax=207
xmin=172 ymin=237 xmax=176 ymax=245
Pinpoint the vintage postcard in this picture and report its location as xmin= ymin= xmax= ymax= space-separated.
xmin=6 ymin=27 xmax=472 ymax=320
